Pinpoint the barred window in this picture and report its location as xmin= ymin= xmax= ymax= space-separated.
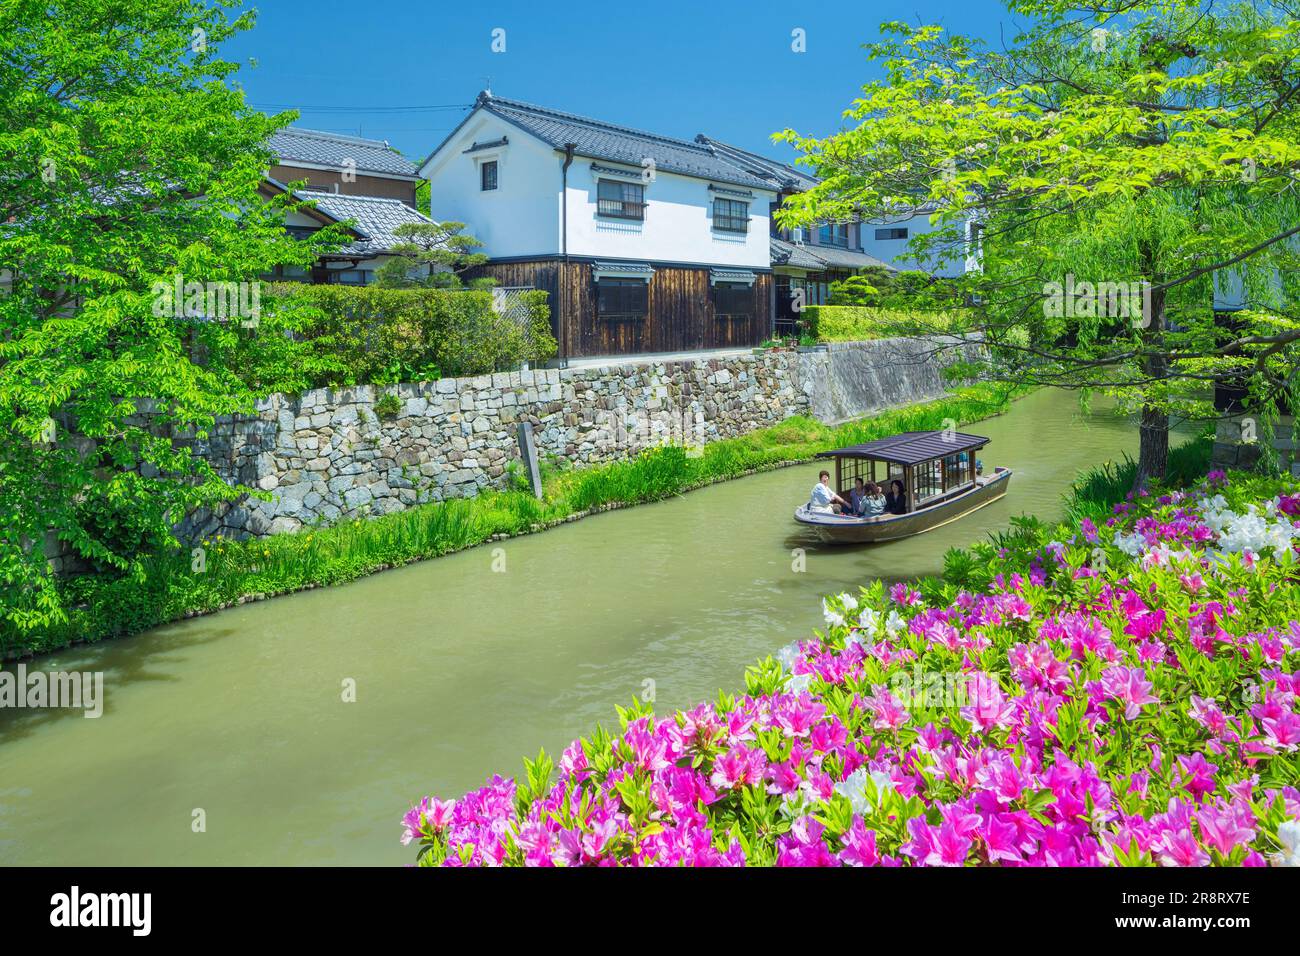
xmin=713 ymin=198 xmax=748 ymax=233
xmin=597 ymin=180 xmax=645 ymax=220
xmin=596 ymin=277 xmax=648 ymax=321
xmin=480 ymin=160 xmax=498 ymax=191
xmin=714 ymin=282 xmax=753 ymax=320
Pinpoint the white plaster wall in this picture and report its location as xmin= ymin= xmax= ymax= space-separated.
xmin=421 ymin=110 xmax=776 ymax=268
xmin=421 ymin=113 xmax=561 ymax=258
xmin=565 ymin=163 xmax=776 ymax=269
xmin=858 ymin=212 xmax=976 ymax=278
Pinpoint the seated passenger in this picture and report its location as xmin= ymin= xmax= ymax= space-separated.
xmin=849 ymin=477 xmax=868 ymax=516
xmin=809 ymin=469 xmax=851 ymax=514
xmin=885 ymin=479 xmax=908 ymax=515
xmin=861 ymin=481 xmax=887 ymax=517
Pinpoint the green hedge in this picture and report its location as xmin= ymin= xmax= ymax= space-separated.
xmin=225 ymin=284 xmax=557 ymax=394
xmin=801 ymin=305 xmax=960 ymax=342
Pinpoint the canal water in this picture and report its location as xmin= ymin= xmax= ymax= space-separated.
xmin=0 ymin=389 xmax=1139 ymax=865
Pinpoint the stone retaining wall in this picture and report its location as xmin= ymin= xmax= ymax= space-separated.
xmin=184 ymin=336 xmax=976 ymax=539
xmin=1211 ymin=414 xmax=1300 ymax=477
xmin=799 ymin=336 xmax=986 ymax=424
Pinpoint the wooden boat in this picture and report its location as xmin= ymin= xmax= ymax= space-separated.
xmin=793 ymin=430 xmax=1012 ymax=544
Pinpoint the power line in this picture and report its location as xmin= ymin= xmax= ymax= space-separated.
xmin=249 ymin=102 xmax=471 ymax=114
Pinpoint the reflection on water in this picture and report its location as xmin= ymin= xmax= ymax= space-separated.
xmin=0 ymin=389 xmax=1137 ymax=865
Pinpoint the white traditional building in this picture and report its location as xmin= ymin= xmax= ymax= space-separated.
xmin=418 ymin=92 xmax=781 ymax=359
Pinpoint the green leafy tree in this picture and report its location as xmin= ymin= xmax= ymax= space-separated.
xmin=777 ymin=0 xmax=1300 ymax=488
xmin=0 ymin=0 xmax=341 ymax=631
xmin=374 ymin=221 xmax=493 ymax=289
xmin=828 ymin=273 xmax=883 ymax=306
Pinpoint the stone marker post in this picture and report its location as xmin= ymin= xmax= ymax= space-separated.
xmin=516 ymin=421 xmax=544 ymax=499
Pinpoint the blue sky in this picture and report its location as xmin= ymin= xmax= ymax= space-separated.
xmin=225 ymin=0 xmax=1023 ymax=165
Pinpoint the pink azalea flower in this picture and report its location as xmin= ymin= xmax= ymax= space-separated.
xmin=1101 ymin=665 xmax=1159 ymax=720
xmin=864 ymin=685 xmax=910 ymax=731
xmin=709 ymin=745 xmax=767 ymax=792
xmin=839 ymin=817 xmax=880 ymax=866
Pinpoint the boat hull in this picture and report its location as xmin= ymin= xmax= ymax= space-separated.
xmin=794 ymin=468 xmax=1013 ymax=544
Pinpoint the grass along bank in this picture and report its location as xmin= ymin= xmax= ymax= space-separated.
xmin=6 ymin=384 xmax=1020 ymax=658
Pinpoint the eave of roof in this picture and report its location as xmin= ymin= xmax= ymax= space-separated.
xmin=694 ymin=135 xmax=820 ymax=192
xmin=419 ymin=92 xmax=778 ymax=191
xmin=816 ymin=431 xmax=989 ymax=465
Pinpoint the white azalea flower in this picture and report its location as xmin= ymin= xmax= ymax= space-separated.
xmin=1274 ymin=819 xmax=1300 ymax=867
xmin=822 ymin=598 xmax=846 ymax=628
xmin=833 ymin=767 xmax=895 ymax=816
xmin=884 ymin=609 xmax=906 ymax=638
xmin=779 ymin=788 xmax=816 ymax=819
xmin=786 ymin=672 xmax=814 ymax=694
xmin=857 ymin=606 xmax=880 ymax=634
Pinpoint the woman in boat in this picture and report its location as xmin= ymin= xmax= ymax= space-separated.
xmin=861 ymin=482 xmax=887 ymax=517
xmin=884 ymin=479 xmax=908 ymax=515
xmin=809 ymin=469 xmax=851 ymax=514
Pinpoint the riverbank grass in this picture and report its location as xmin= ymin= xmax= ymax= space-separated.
xmin=10 ymin=384 xmax=1020 ymax=657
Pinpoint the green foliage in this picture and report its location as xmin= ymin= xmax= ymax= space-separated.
xmin=373 ymin=392 xmax=403 ymax=420
xmin=802 ymin=305 xmax=961 ymax=342
xmin=218 ymin=284 xmax=557 ymax=391
xmin=1063 ymin=431 xmax=1216 ymax=524
xmin=827 ymin=274 xmax=882 ymax=306
xmin=827 ymin=269 xmax=961 ymax=312
xmin=372 ymin=221 xmax=491 ymax=289
xmin=775 ymin=0 xmax=1300 ymax=483
xmin=4 ymin=384 xmax=1021 ymax=654
xmin=0 ymin=0 xmax=349 ymax=633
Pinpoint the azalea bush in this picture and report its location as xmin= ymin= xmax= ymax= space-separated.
xmin=403 ymin=470 xmax=1300 ymax=866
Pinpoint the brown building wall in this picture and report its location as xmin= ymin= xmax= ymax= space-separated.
xmin=268 ymin=163 xmax=419 ymax=206
xmin=466 ymin=258 xmax=773 ymax=359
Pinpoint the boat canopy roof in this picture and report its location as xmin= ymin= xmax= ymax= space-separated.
xmin=815 ymin=431 xmax=989 ymax=466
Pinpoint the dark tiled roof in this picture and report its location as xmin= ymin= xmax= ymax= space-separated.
xmin=470 ymin=93 xmax=776 ymax=191
xmin=695 ymin=136 xmax=819 ymax=192
xmin=770 ymin=237 xmax=896 ymax=273
xmin=296 ymin=190 xmax=435 ymax=257
xmin=805 ymin=245 xmax=896 ymax=271
xmin=817 ymin=431 xmax=989 ymax=465
xmin=270 ymin=127 xmax=419 ymax=178
xmin=770 ymin=236 xmax=825 ymax=270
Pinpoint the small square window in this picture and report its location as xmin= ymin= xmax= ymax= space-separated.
xmin=480 ymin=160 xmax=498 ymax=191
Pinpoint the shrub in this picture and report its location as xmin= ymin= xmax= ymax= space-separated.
xmin=220 ymin=284 xmax=557 ymax=393
xmin=802 ymin=304 xmax=960 ymax=342
xmin=402 ymin=470 xmax=1300 ymax=866
xmin=374 ymin=392 xmax=403 ymax=420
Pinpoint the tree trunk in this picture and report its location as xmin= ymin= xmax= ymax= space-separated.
xmin=1134 ymin=403 xmax=1169 ymax=492
xmin=1132 ymin=255 xmax=1169 ymax=493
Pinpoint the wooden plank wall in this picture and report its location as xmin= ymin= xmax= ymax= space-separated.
xmin=465 ymin=259 xmax=773 ymax=358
